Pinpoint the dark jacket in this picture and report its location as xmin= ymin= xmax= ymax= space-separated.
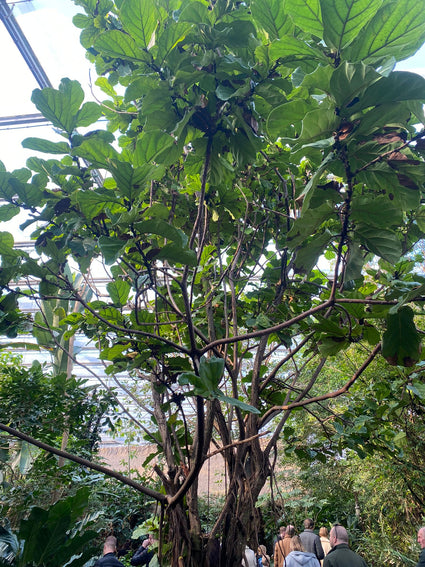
xmin=417 ymin=548 xmax=425 ymax=567
xmin=300 ymin=530 xmax=324 ymax=560
xmin=323 ymin=544 xmax=368 ymax=567
xmin=94 ymin=552 xmax=125 ymax=567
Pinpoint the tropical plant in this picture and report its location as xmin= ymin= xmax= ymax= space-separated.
xmin=0 ymin=488 xmax=101 ymax=567
xmin=1 ymin=0 xmax=425 ymax=565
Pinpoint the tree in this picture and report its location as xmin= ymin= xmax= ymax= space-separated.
xmin=1 ymin=0 xmax=425 ymax=565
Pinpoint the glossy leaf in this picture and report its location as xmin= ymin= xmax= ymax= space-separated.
xmin=93 ymin=30 xmax=149 ymax=62
xmin=31 ymin=79 xmax=84 ymax=134
xmin=106 ymin=280 xmax=131 ymax=306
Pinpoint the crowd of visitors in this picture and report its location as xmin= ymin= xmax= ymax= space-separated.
xmin=93 ymin=522 xmax=425 ymax=566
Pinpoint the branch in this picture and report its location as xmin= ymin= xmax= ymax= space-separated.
xmin=200 ymin=299 xmax=334 ymax=354
xmin=0 ymin=422 xmax=167 ymax=503
xmin=280 ymin=343 xmax=381 ymax=410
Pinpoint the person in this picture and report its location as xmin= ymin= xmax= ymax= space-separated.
xmin=274 ymin=525 xmax=286 ymax=545
xmin=284 ymin=535 xmax=320 ymax=567
xmin=131 ymin=534 xmax=155 ymax=566
xmin=94 ymin=536 xmax=125 ymax=567
xmin=274 ymin=524 xmax=295 ymax=567
xmin=323 ymin=525 xmax=368 ymax=567
xmin=257 ymin=544 xmax=270 ymax=566
xmin=319 ymin=527 xmax=331 ymax=566
xmin=416 ymin=527 xmax=425 ymax=567
xmin=300 ymin=519 xmax=324 ymax=561
xmin=242 ymin=544 xmax=257 ymax=567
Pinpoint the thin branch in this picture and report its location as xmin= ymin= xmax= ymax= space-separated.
xmin=0 ymin=422 xmax=166 ymax=502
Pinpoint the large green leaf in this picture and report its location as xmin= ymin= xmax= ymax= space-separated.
xmin=22 ymin=138 xmax=70 ymax=155
xmin=109 ymin=161 xmax=163 ymax=201
xmin=382 ymin=305 xmax=421 ymax=366
xmin=355 ymin=225 xmax=402 ymax=264
xmin=135 ymin=130 xmax=178 ymax=166
xmin=31 ymin=79 xmax=85 ymax=134
xmin=0 ymin=204 xmax=19 ymax=222
xmin=107 ymin=280 xmax=131 ymax=306
xmin=350 ymin=196 xmax=403 ymax=229
xmin=135 ymin=219 xmax=188 ymax=246
xmin=293 ymin=230 xmax=333 ymax=273
xmin=330 ymin=61 xmax=381 ymax=109
xmin=297 ymin=108 xmax=339 ymax=145
xmin=98 ymin=236 xmax=126 ymax=264
xmin=267 ymin=100 xmax=312 ymax=139
xmin=71 ymin=138 xmax=119 ymax=170
xmin=269 ymin=35 xmax=327 ymax=64
xmin=251 ymin=0 xmax=293 ymax=40
xmin=285 ymin=0 xmax=323 ymax=37
xmin=93 ymin=30 xmax=150 ymax=62
xmin=157 ymin=242 xmax=197 ymax=267
xmin=347 ymin=0 xmax=425 ymax=62
xmin=320 ymin=0 xmax=383 ymax=52
xmin=351 ymin=72 xmax=425 ymax=112
xmin=75 ymin=101 xmax=103 ymax=127
xmin=120 ymin=0 xmax=159 ymax=49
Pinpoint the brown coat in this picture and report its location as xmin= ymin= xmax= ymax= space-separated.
xmin=274 ymin=536 xmax=292 ymax=567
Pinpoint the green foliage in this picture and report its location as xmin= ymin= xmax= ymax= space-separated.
xmin=0 ymin=488 xmax=100 ymax=567
xmin=1 ymin=0 xmax=425 ymax=565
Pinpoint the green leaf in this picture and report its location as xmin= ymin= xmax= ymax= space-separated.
xmin=251 ymin=0 xmax=293 ymax=40
xmin=355 ymin=225 xmax=402 ymax=264
xmin=330 ymin=61 xmax=381 ymax=109
xmin=75 ymin=102 xmax=103 ymax=127
xmin=109 ymin=161 xmax=163 ymax=201
xmin=93 ymin=30 xmax=150 ymax=62
xmin=269 ymin=35 xmax=327 ymax=64
xmin=320 ymin=0 xmax=383 ymax=52
xmin=351 ymin=72 xmax=425 ymax=112
xmin=350 ymin=196 xmax=403 ymax=228
xmin=216 ymin=393 xmax=261 ymax=414
xmin=285 ymin=0 xmax=323 ymax=37
xmin=0 ymin=204 xmax=19 ymax=222
xmin=31 ymin=79 xmax=84 ymax=134
xmin=347 ymin=0 xmax=425 ymax=62
xmin=120 ymin=0 xmax=159 ymax=49
xmin=106 ymin=280 xmax=131 ymax=306
xmin=22 ymin=138 xmax=71 ymax=155
xmin=157 ymin=243 xmax=197 ymax=267
xmin=267 ymin=100 xmax=312 ymax=139
xmin=135 ymin=130 xmax=177 ymax=166
xmin=382 ymin=305 xmax=421 ymax=366
xmin=72 ymin=138 xmax=119 ymax=170
xmin=199 ymin=356 xmax=225 ymax=391
xmin=98 ymin=236 xmax=126 ymax=265
xmin=298 ymin=108 xmax=339 ymax=144
xmin=294 ymin=230 xmax=333 ymax=274
xmin=135 ymin=219 xmax=187 ymax=246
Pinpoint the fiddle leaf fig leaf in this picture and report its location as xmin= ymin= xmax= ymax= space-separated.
xmin=94 ymin=30 xmax=150 ymax=62
xmin=107 ymin=280 xmax=131 ymax=307
xmin=31 ymin=79 xmax=85 ymax=134
xmin=347 ymin=0 xmax=425 ymax=63
xmin=120 ymin=0 xmax=159 ymax=49
xmin=285 ymin=0 xmax=323 ymax=37
xmin=251 ymin=0 xmax=293 ymax=40
xmin=22 ymin=138 xmax=71 ymax=155
xmin=321 ymin=0 xmax=383 ymax=52
xmin=382 ymin=306 xmax=421 ymax=367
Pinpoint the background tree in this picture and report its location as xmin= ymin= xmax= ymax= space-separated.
xmin=1 ymin=0 xmax=425 ymax=565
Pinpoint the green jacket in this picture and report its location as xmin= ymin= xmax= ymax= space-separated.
xmin=323 ymin=544 xmax=368 ymax=567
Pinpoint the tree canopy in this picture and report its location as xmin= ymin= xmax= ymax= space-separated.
xmin=1 ymin=0 xmax=425 ymax=565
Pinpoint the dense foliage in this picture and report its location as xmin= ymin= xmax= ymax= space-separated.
xmin=1 ymin=0 xmax=425 ymax=565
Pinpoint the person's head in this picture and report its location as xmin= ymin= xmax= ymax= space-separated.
xmin=417 ymin=527 xmax=425 ymax=549
xmin=286 ymin=525 xmax=295 ymax=537
xmin=329 ymin=525 xmax=349 ymax=548
xmin=290 ymin=536 xmax=305 ymax=553
xmin=103 ymin=536 xmax=117 ymax=555
xmin=303 ymin=518 xmax=314 ymax=530
xmin=319 ymin=527 xmax=329 ymax=538
xmin=258 ymin=544 xmax=267 ymax=556
xmin=279 ymin=526 xmax=286 ymax=536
